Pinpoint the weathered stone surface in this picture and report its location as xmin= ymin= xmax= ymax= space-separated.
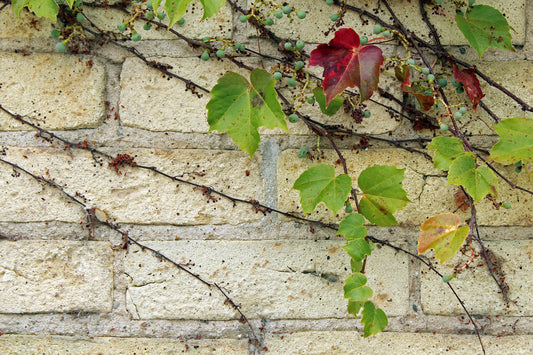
xmin=124 ymin=240 xmax=409 ymax=320
xmin=0 ymin=335 xmax=248 ymax=354
xmin=0 ymin=53 xmax=106 ymax=130
xmin=0 ymin=241 xmax=113 ymax=313
xmin=277 ymin=149 xmax=533 ymax=226
xmin=0 ymin=7 xmax=56 ymax=39
xmin=247 ymin=1 xmax=525 ymax=46
xmin=0 ymin=147 xmax=263 ymax=225
xmin=83 ymin=2 xmax=232 ymax=41
xmin=120 ymin=57 xmax=256 ymax=132
xmin=265 ymin=331 xmax=533 ymax=354
xmin=421 ymin=240 xmax=533 ymax=316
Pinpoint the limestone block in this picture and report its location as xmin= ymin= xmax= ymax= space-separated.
xmin=124 ymin=240 xmax=409 ymax=320
xmin=83 ymin=1 xmax=232 ymax=41
xmin=0 ymin=241 xmax=113 ymax=313
xmin=421 ymin=240 xmax=533 ymax=316
xmin=247 ymin=1 xmax=525 ymax=46
xmin=277 ymin=149 xmax=533 ymax=226
xmin=120 ymin=57 xmax=256 ymax=132
xmin=452 ymin=61 xmax=533 ymax=135
xmin=265 ymin=331 xmax=533 ymax=354
xmin=0 ymin=53 xmax=106 ymax=130
xmin=0 ymin=147 xmax=263 ymax=225
xmin=0 ymin=335 xmax=248 ymax=354
xmin=0 ymin=6 xmax=56 ymax=39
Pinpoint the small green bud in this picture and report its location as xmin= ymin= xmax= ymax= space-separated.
xmin=296 ymin=40 xmax=305 ymax=50
xmin=145 ymin=11 xmax=154 ymax=20
xmin=265 ymin=18 xmax=274 ymax=26
xmin=459 ymin=107 xmax=467 ymax=114
xmin=437 ymin=78 xmax=448 ymax=88
xmin=201 ymin=51 xmax=210 ymax=61
xmin=117 ymin=22 xmax=127 ymax=32
xmin=76 ymin=13 xmax=85 ymax=22
xmin=157 ymin=12 xmax=166 ymax=20
xmin=422 ymin=67 xmax=430 ymax=75
xmin=55 ymin=41 xmax=67 ymax=52
xmin=295 ymin=61 xmax=305 ymax=70
xmin=51 ymin=29 xmax=60 ymax=39
xmin=442 ymin=274 xmax=455 ymax=283
xmin=288 ymin=114 xmax=300 ymax=123
xmin=440 ymin=123 xmax=449 ymax=132
xmin=239 ymin=15 xmax=248 ymax=23
xmin=146 ymin=0 xmax=153 ymax=9
xmin=273 ymin=72 xmax=283 ymax=80
xmin=216 ymin=49 xmax=226 ymax=58
xmin=307 ymin=96 xmax=315 ymax=104
xmin=282 ymin=5 xmax=292 ymax=14
xmin=456 ymin=86 xmax=465 ymax=94
xmin=452 ymin=78 xmax=462 ymax=88
xmin=131 ymin=33 xmax=142 ymax=41
xmin=297 ymin=10 xmax=306 ymax=19
xmin=297 ymin=146 xmax=309 ymax=158
xmin=502 ymin=202 xmax=512 ymax=209
xmin=373 ymin=24 xmax=383 ymax=34
xmin=427 ymin=74 xmax=435 ymax=82
xmin=454 ymin=111 xmax=463 ymax=120
xmin=326 ymin=0 xmax=334 ymax=5
xmin=274 ymin=10 xmax=283 ymax=19
xmin=407 ymin=58 xmax=415 ymax=65
xmin=360 ymin=36 xmax=368 ymax=45
xmin=330 ymin=13 xmax=340 ymax=22
xmin=382 ymin=30 xmax=391 ymax=38
xmin=177 ymin=17 xmax=185 ymax=25
xmin=345 ymin=204 xmax=353 ymax=213
xmin=284 ymin=42 xmax=293 ymax=50
xmin=363 ymin=110 xmax=371 ymax=118
xmin=144 ymin=22 xmax=151 ymax=31
xmin=287 ymin=77 xmax=297 ymax=87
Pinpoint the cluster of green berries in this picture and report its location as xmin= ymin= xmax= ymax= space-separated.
xmin=373 ymin=24 xmax=391 ymax=38
xmin=453 ymin=106 xmax=468 ymax=120
xmin=297 ymin=146 xmax=309 ymax=159
xmin=200 ymin=42 xmax=245 ymax=61
xmin=283 ymin=39 xmax=306 ymax=51
xmin=452 ymin=78 xmax=465 ymax=94
xmin=246 ymin=5 xmax=307 ymax=25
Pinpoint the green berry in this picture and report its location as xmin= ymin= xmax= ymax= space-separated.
xmin=435 ymin=0 xmax=443 ymax=4
xmin=515 ymin=161 xmax=523 ymax=173
xmin=177 ymin=17 xmax=185 ymax=25
xmin=284 ymin=42 xmax=293 ymax=50
xmin=330 ymin=13 xmax=340 ymax=22
xmin=454 ymin=111 xmax=463 ymax=120
xmin=452 ymin=78 xmax=462 ymax=88
xmin=201 ymin=51 xmax=210 ymax=61
xmin=216 ymin=49 xmax=225 ymax=58
xmin=307 ymin=96 xmax=315 ymax=104
xmin=297 ymin=10 xmax=306 ymax=19
xmin=288 ymin=114 xmax=300 ymax=123
xmin=437 ymin=78 xmax=448 ymax=88
xmin=202 ymin=36 xmax=211 ymax=43
xmin=456 ymin=86 xmax=465 ymax=94
xmin=287 ymin=77 xmax=297 ymax=87
xmin=382 ymin=30 xmax=391 ymax=38
xmin=296 ymin=40 xmax=305 ymax=50
xmin=422 ymin=67 xmax=430 ymax=75
xmin=407 ymin=58 xmax=415 ymax=66
xmin=144 ymin=22 xmax=151 ymax=31
xmin=326 ymin=0 xmax=334 ymax=4
xmin=145 ymin=11 xmax=154 ymax=20
xmin=117 ymin=22 xmax=127 ymax=32
xmin=131 ymin=33 xmax=142 ymax=41
xmin=468 ymin=0 xmax=475 ymax=6
xmin=345 ymin=204 xmax=353 ymax=213
xmin=459 ymin=107 xmax=467 ymax=114
xmin=76 ymin=13 xmax=85 ymax=22
xmin=502 ymin=202 xmax=512 ymax=209
xmin=51 ymin=29 xmax=60 ymax=39
xmin=295 ymin=61 xmax=305 ymax=70
xmin=282 ymin=6 xmax=292 ymax=14
xmin=424 ymin=89 xmax=433 ymax=96
xmin=440 ymin=123 xmax=449 ymax=132
xmin=435 ymin=103 xmax=441 ymax=110
xmin=360 ymin=36 xmax=368 ymax=45
xmin=297 ymin=146 xmax=309 ymax=159
xmin=373 ymin=24 xmax=383 ymax=34
xmin=442 ymin=274 xmax=455 ymax=283
xmin=239 ymin=15 xmax=248 ymax=23
xmin=274 ymin=10 xmax=283 ymax=19
xmin=157 ymin=12 xmax=166 ymax=20
xmin=265 ymin=18 xmax=274 ymax=26
xmin=238 ymin=43 xmax=246 ymax=51
xmin=363 ymin=110 xmax=371 ymax=118
xmin=75 ymin=0 xmax=83 ymax=7
xmin=146 ymin=0 xmax=153 ymax=9
xmin=55 ymin=41 xmax=66 ymax=52
xmin=427 ymin=74 xmax=435 ymax=81
xmin=273 ymin=72 xmax=283 ymax=80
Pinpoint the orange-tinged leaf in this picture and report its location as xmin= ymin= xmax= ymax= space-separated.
xmin=309 ymin=28 xmax=384 ymax=105
xmin=395 ymin=64 xmax=434 ymax=111
xmin=418 ymin=213 xmax=470 ymax=263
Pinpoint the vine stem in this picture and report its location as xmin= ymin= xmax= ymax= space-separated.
xmin=0 ymin=155 xmax=263 ymax=350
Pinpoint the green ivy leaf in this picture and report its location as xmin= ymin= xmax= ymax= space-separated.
xmin=152 ymin=0 xmax=163 ymax=12
xmin=490 ymin=117 xmax=533 ymax=180
xmin=361 ymin=301 xmax=388 ymax=337
xmin=455 ymin=5 xmax=514 ymax=57
xmin=207 ymin=69 xmax=287 ymax=157
xmin=427 ymin=136 xmax=465 ymax=171
xmin=12 ymin=0 xmax=29 ymax=18
xmin=313 ymin=87 xmax=344 ymax=116
xmin=28 ymin=0 xmax=58 ymax=21
xmin=447 ymin=154 xmax=498 ymax=202
xmin=293 ymin=164 xmax=352 ymax=214
xmin=337 ymin=213 xmax=367 ymax=240
xmin=418 ymin=213 xmax=470 ymax=263
xmin=165 ymin=0 xmax=225 ymax=26
xmin=358 ymin=165 xmax=410 ymax=226
xmin=343 ymin=272 xmax=373 ymax=302
xmin=347 ymin=300 xmax=364 ymax=316
xmin=344 ymin=239 xmax=372 ymax=262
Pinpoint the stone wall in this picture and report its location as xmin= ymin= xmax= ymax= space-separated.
xmin=0 ymin=0 xmax=532 ymax=353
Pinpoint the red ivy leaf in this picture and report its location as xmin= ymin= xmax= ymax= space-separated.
xmin=395 ymin=64 xmax=434 ymax=111
xmin=453 ymin=66 xmax=485 ymax=110
xmin=309 ymin=28 xmax=384 ymax=105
